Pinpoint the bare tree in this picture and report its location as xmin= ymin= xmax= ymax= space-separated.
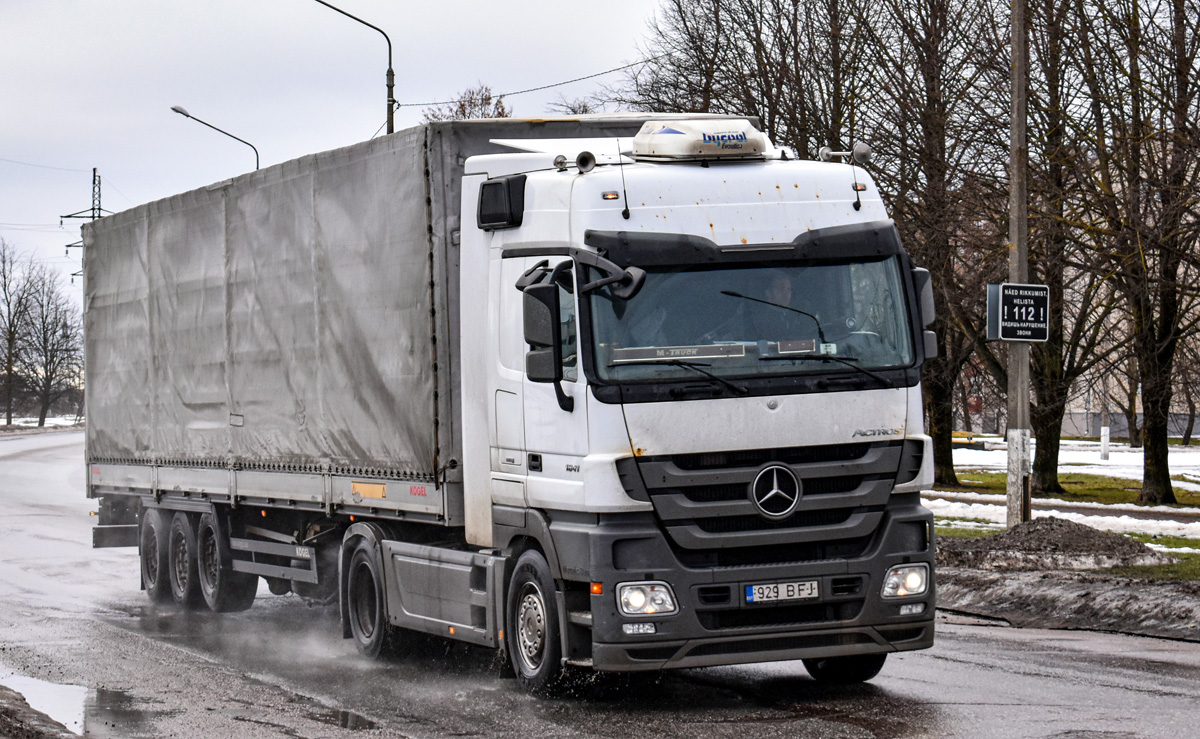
xmin=423 ymin=83 xmax=512 ymax=121
xmin=608 ymin=0 xmax=733 ymax=114
xmin=547 ymin=95 xmax=603 ymax=115
xmin=17 ymin=271 xmax=81 ymax=427
xmin=1073 ymin=0 xmax=1200 ymax=504
xmin=0 ymin=239 xmax=40 ymax=427
xmin=859 ymin=0 xmax=1010 ymax=485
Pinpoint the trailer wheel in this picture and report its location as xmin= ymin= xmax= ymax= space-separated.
xmin=196 ymin=512 xmax=258 ymax=612
xmin=802 ymin=653 xmax=888 ymax=683
xmin=346 ymin=539 xmax=398 ymax=659
xmin=139 ymin=508 xmax=171 ymax=604
xmin=506 ymin=550 xmax=571 ymax=696
xmin=167 ymin=512 xmax=204 ymax=610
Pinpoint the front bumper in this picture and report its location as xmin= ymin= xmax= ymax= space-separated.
xmin=548 ymin=496 xmax=935 ymax=672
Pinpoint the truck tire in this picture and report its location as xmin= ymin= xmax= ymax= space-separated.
xmin=803 ymin=653 xmax=888 ymax=683
xmin=139 ymin=508 xmax=171 ymax=604
xmin=196 ymin=512 xmax=258 ymax=612
xmin=506 ymin=550 xmax=571 ymax=696
xmin=168 ymin=512 xmax=204 ymax=610
xmin=346 ymin=539 xmax=399 ymax=659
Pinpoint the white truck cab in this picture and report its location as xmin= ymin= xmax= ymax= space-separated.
xmin=460 ymin=119 xmax=935 ymax=691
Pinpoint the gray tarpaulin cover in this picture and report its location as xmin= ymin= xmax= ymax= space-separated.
xmin=84 ymin=118 xmax=654 ymax=482
xmin=85 ymin=128 xmax=439 ymax=478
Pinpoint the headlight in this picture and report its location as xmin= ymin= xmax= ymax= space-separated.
xmin=881 ymin=564 xmax=929 ymax=598
xmin=617 ymin=581 xmax=677 ymax=616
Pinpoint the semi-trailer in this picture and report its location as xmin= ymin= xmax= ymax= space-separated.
xmin=86 ymin=115 xmax=937 ymax=695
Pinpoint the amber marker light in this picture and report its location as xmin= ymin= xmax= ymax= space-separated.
xmin=590 ymin=582 xmax=604 ymax=595
xmin=601 ymin=192 xmax=620 ymax=200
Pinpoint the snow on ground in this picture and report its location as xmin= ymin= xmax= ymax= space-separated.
xmin=924 ymin=497 xmax=1200 ymax=541
xmin=928 ymin=489 xmax=1198 ymax=517
xmin=1 ymin=416 xmax=83 ymax=429
xmin=930 ymin=440 xmax=1200 ymax=550
xmin=954 ymin=438 xmax=1200 ymax=490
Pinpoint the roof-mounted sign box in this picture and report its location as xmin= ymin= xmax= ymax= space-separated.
xmin=986 ymin=283 xmax=1049 ymax=342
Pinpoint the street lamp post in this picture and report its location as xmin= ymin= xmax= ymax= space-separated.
xmin=170 ymin=106 xmax=259 ymax=171
xmin=311 ymin=0 xmax=395 ymax=135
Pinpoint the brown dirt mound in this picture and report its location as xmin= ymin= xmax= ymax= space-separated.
xmin=937 ymin=517 xmax=1171 ymax=571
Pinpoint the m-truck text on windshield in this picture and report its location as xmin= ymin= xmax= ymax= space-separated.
xmin=85 ymin=116 xmax=938 ymax=695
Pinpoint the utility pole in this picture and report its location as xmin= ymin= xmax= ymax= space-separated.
xmin=311 ymin=0 xmax=395 ymax=135
xmin=61 ymin=168 xmax=110 ymax=283
xmin=1006 ymin=0 xmax=1031 ymax=527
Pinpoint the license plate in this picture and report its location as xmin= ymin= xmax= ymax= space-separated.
xmin=745 ymin=580 xmax=819 ymax=604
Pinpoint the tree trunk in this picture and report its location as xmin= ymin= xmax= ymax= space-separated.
xmin=958 ymin=377 xmax=973 ymax=434
xmin=926 ymin=366 xmax=959 ymax=487
xmin=1138 ymin=366 xmax=1177 ymax=505
xmin=1031 ymin=394 xmax=1067 ymax=496
xmin=3 ymin=349 xmax=13 ymax=426
xmin=37 ymin=386 xmax=50 ymax=427
xmin=1183 ymin=381 xmax=1195 ymax=446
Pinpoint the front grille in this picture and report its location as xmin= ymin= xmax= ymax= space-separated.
xmin=692 ymin=509 xmax=857 ymax=534
xmin=697 ymin=601 xmax=863 ymax=630
xmin=673 ymin=475 xmax=864 ymax=504
xmin=686 ymin=632 xmax=873 ymax=658
xmin=672 ymin=443 xmax=874 ymax=471
xmin=627 ymin=646 xmax=680 ymax=661
xmin=631 ymin=441 xmax=902 ymax=566
xmin=674 ymin=535 xmax=872 ymax=568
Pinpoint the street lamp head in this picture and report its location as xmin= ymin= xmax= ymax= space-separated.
xmin=170 ymin=105 xmax=190 ymax=118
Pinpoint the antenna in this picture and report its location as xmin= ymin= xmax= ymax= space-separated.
xmin=616 ymin=141 xmax=630 ymax=220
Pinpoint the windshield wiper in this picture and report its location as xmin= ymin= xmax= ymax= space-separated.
xmin=607 ymin=359 xmax=749 ymax=395
xmin=720 ymin=290 xmax=828 ymax=344
xmin=759 ymin=353 xmax=894 ymax=387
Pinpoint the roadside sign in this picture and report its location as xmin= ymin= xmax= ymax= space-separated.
xmin=986 ymin=283 xmax=1049 ymax=342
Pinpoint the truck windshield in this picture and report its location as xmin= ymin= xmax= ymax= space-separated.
xmin=587 ymin=258 xmax=914 ymax=383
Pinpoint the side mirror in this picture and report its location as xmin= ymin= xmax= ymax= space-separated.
xmin=523 ymin=283 xmax=562 ymax=383
xmin=911 ymin=267 xmax=935 ymax=328
xmin=522 ymin=282 xmax=574 ymax=412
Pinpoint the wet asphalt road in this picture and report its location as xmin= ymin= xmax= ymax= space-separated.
xmin=2 ymin=431 xmax=1200 ymax=738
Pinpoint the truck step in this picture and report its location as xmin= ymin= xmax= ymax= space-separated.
xmin=568 ymin=610 xmax=593 ymax=627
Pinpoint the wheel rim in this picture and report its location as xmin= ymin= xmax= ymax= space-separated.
xmin=199 ymin=528 xmax=218 ymax=593
xmin=172 ymin=531 xmax=189 ymax=590
xmin=144 ymin=530 xmax=159 ymax=585
xmin=351 ymin=562 xmax=377 ymax=638
xmin=516 ymin=581 xmax=546 ymax=672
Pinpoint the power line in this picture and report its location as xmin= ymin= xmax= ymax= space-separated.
xmin=395 ymin=54 xmax=666 ymax=109
xmin=0 ymin=156 xmax=89 ymax=173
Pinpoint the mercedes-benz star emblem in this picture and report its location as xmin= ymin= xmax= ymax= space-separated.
xmin=750 ymin=465 xmax=801 ymax=519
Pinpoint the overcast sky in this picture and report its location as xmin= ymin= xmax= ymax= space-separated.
xmin=0 ymin=0 xmax=660 ymax=298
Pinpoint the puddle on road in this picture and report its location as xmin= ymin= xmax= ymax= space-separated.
xmin=0 ymin=666 xmax=175 ymax=737
xmin=310 ymin=707 xmax=378 ymax=730
xmin=0 ymin=670 xmax=86 ymax=734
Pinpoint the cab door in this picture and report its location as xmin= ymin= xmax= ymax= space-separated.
xmin=490 ymin=257 xmax=531 ymax=508
xmin=521 ymin=259 xmax=589 ymax=511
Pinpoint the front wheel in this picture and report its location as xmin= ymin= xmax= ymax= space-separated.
xmin=196 ymin=511 xmax=258 ymax=612
xmin=505 ymin=550 xmax=571 ymax=696
xmin=803 ymin=653 xmax=888 ymax=683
